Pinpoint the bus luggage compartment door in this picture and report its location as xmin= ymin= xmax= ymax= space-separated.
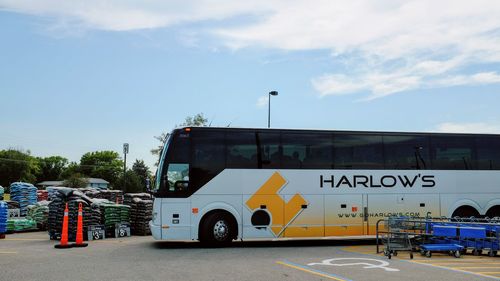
xmin=283 ymin=194 xmax=324 ymax=238
xmin=325 ymin=195 xmax=364 ymax=236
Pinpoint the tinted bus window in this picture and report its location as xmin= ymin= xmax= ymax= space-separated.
xmin=159 ymin=130 xmax=191 ymax=196
xmin=191 ymin=130 xmax=225 ymax=190
xmin=281 ymin=132 xmax=333 ymax=169
xmin=226 ymin=132 xmax=258 ymax=168
xmin=166 ymin=131 xmax=190 ymax=163
xmin=476 ymin=136 xmax=500 ymax=170
xmin=333 ymin=134 xmax=384 ymax=169
xmin=257 ymin=132 xmax=280 ymax=169
xmin=430 ymin=135 xmax=476 ymax=170
xmin=384 ymin=135 xmax=430 ymax=169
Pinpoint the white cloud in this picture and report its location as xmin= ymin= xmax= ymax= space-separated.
xmin=312 ymin=71 xmax=500 ymax=100
xmin=256 ymin=96 xmax=268 ymax=108
xmin=0 ymin=0 xmax=279 ymax=31
xmin=2 ymin=0 xmax=500 ymax=99
xmin=434 ymin=122 xmax=500 ymax=134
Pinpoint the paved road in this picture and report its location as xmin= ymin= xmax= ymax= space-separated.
xmin=0 ymin=232 xmax=496 ymax=281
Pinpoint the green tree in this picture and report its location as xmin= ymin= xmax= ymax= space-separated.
xmin=60 ymin=162 xmax=81 ymax=180
xmin=132 ymin=159 xmax=151 ymax=190
xmin=36 ymin=156 xmax=68 ymax=182
xmin=63 ymin=173 xmax=89 ymax=189
xmin=79 ymin=151 xmax=123 ymax=188
xmin=151 ymin=113 xmax=208 ymax=164
xmin=0 ymin=149 xmax=39 ymax=190
xmin=116 ymin=169 xmax=143 ymax=193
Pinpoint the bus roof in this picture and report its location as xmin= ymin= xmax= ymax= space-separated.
xmin=175 ymin=126 xmax=500 ymax=137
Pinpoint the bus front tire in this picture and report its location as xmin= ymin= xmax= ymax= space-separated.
xmin=200 ymin=212 xmax=235 ymax=246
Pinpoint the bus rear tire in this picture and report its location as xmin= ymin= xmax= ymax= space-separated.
xmin=200 ymin=212 xmax=235 ymax=246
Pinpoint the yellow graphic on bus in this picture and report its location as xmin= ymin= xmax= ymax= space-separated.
xmin=246 ymin=172 xmax=307 ymax=236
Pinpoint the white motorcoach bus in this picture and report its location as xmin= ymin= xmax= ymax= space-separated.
xmin=149 ymin=127 xmax=500 ymax=244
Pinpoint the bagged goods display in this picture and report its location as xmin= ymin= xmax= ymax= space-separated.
xmin=27 ymin=201 xmax=50 ymax=230
xmin=10 ymin=182 xmax=37 ymax=216
xmin=95 ymin=201 xmax=130 ymax=228
xmin=6 ymin=218 xmax=37 ymax=232
xmin=123 ymin=193 xmax=153 ymax=235
xmin=0 ymin=201 xmax=7 ymax=234
xmin=84 ymin=189 xmax=123 ymax=204
xmin=48 ymin=187 xmax=100 ymax=241
xmin=123 ymin=193 xmax=151 ymax=205
xmin=130 ymin=197 xmax=153 ymax=235
xmin=37 ymin=190 xmax=49 ymax=201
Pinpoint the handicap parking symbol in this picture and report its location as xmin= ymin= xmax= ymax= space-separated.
xmin=308 ymin=258 xmax=399 ymax=272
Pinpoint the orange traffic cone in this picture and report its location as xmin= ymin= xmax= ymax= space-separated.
xmin=73 ymin=202 xmax=88 ymax=248
xmin=55 ymin=203 xmax=72 ymax=249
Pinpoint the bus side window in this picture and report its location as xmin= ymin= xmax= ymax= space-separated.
xmin=166 ymin=163 xmax=189 ymax=192
xmin=257 ymin=132 xmax=280 ymax=169
xmin=281 ymin=132 xmax=333 ymax=169
xmin=191 ymin=130 xmax=225 ymax=190
xmin=476 ymin=136 xmax=500 ymax=170
xmin=159 ymin=131 xmax=190 ymax=195
xmin=226 ymin=132 xmax=258 ymax=168
xmin=384 ymin=135 xmax=430 ymax=169
xmin=430 ymin=135 xmax=476 ymax=170
xmin=333 ymin=134 xmax=384 ymax=169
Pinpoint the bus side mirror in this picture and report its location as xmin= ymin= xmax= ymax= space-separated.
xmin=174 ymin=181 xmax=189 ymax=191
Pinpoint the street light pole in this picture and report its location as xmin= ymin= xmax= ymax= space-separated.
xmin=268 ymin=91 xmax=278 ymax=128
xmin=123 ymin=143 xmax=129 ymax=191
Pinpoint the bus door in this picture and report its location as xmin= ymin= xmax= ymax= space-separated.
xmin=283 ymin=194 xmax=324 ymax=238
xmin=325 ymin=195 xmax=366 ymax=236
xmin=161 ymin=198 xmax=191 ymax=240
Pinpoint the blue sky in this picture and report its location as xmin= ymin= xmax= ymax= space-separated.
xmin=1 ymin=1 xmax=500 ymax=170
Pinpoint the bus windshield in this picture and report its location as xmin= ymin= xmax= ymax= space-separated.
xmin=154 ymin=132 xmax=172 ymax=192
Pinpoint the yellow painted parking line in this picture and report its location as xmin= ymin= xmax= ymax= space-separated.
xmin=276 ymin=261 xmax=350 ymax=281
xmin=411 ymin=261 xmax=500 ymax=280
xmin=432 ymin=262 xmax=500 ymax=268
xmin=479 ymin=272 xmax=500 ymax=275
xmin=0 ymin=251 xmax=18 ymax=254
xmin=455 ymin=267 xmax=500 ymax=269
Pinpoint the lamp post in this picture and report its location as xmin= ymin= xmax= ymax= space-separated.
xmin=123 ymin=143 xmax=129 ymax=191
xmin=268 ymin=91 xmax=278 ymax=128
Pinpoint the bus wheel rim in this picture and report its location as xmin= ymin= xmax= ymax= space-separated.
xmin=213 ymin=220 xmax=228 ymax=241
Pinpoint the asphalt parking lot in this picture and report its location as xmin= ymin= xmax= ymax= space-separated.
xmin=1 ymin=232 xmax=499 ymax=281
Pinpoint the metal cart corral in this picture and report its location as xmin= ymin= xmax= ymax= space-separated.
xmin=377 ymin=216 xmax=500 ymax=259
xmin=383 ymin=231 xmax=414 ymax=259
xmin=380 ymin=216 xmax=419 ymax=259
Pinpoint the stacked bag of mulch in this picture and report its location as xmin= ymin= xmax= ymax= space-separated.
xmin=83 ymin=189 xmax=124 ymax=204
xmin=47 ymin=187 xmax=100 ymax=241
xmin=10 ymin=182 xmax=37 ymax=216
xmin=7 ymin=218 xmax=37 ymax=232
xmin=0 ymin=186 xmax=4 ymax=201
xmin=130 ymin=197 xmax=153 ymax=235
xmin=124 ymin=193 xmax=153 ymax=235
xmin=47 ymin=187 xmax=62 ymax=201
xmin=95 ymin=201 xmax=130 ymax=228
xmin=37 ymin=190 xmax=49 ymax=201
xmin=123 ymin=193 xmax=151 ymax=205
xmin=0 ymin=201 xmax=7 ymax=235
xmin=6 ymin=200 xmax=20 ymax=210
xmin=27 ymin=201 xmax=50 ymax=230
